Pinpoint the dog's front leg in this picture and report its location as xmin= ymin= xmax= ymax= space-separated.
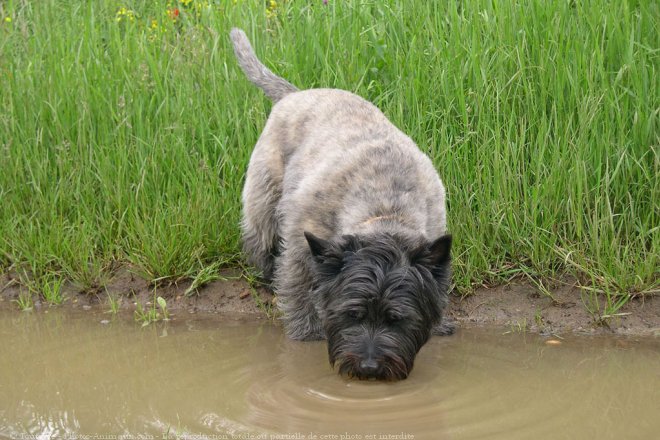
xmin=431 ymin=312 xmax=456 ymax=336
xmin=274 ymin=247 xmax=326 ymax=341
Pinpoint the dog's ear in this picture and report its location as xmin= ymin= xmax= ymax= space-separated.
xmin=304 ymin=231 xmax=347 ymax=276
xmin=427 ymin=234 xmax=452 ymax=266
xmin=304 ymin=231 xmax=333 ymax=260
xmin=412 ymin=234 xmax=452 ymax=268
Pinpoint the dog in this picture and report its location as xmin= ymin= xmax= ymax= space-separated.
xmin=230 ymin=28 xmax=453 ymax=380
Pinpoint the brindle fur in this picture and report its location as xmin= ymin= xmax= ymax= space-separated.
xmin=231 ymin=28 xmax=453 ymax=380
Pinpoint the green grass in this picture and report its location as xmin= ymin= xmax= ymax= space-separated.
xmin=12 ymin=291 xmax=33 ymax=312
xmin=0 ymin=1 xmax=657 ymax=311
xmin=40 ymin=274 xmax=65 ymax=305
xmin=106 ymin=292 xmax=121 ymax=315
xmin=183 ymin=259 xmax=229 ymax=296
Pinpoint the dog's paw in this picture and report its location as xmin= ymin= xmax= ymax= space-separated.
xmin=432 ymin=317 xmax=456 ymax=336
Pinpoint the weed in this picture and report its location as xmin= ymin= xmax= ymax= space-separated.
xmin=41 ymin=276 xmax=65 ymax=305
xmin=134 ymin=300 xmax=160 ymax=327
xmin=184 ymin=261 xmax=228 ymax=296
xmin=134 ymin=288 xmax=171 ymax=326
xmin=523 ymin=270 xmax=558 ymax=304
xmin=582 ymin=284 xmax=634 ymax=326
xmin=13 ymin=291 xmax=33 ymax=311
xmin=504 ymin=318 xmax=528 ymax=335
xmin=107 ymin=293 xmax=121 ymax=314
xmin=248 ymin=286 xmax=275 ymax=319
xmin=240 ymin=265 xmax=275 ymax=318
xmin=534 ymin=309 xmax=544 ymax=328
xmin=157 ymin=296 xmax=170 ymax=321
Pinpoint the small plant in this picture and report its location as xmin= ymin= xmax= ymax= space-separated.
xmin=583 ymin=286 xmax=634 ymax=327
xmin=41 ymin=275 xmax=65 ymax=305
xmin=106 ymin=293 xmax=121 ymax=314
xmin=524 ymin=270 xmax=558 ymax=303
xmin=134 ymin=300 xmax=159 ymax=327
xmin=13 ymin=291 xmax=33 ymax=311
xmin=503 ymin=318 xmax=528 ymax=334
xmin=240 ymin=265 xmax=275 ymax=318
xmin=157 ymin=296 xmax=170 ymax=321
xmin=601 ymin=292 xmax=632 ymax=321
xmin=184 ymin=261 xmax=226 ymax=296
xmin=134 ymin=289 xmax=171 ymax=326
xmin=249 ymin=286 xmax=276 ymax=319
xmin=534 ymin=309 xmax=544 ymax=327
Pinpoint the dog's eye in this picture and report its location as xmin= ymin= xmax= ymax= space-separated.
xmin=387 ymin=312 xmax=403 ymax=323
xmin=348 ymin=310 xmax=364 ymax=320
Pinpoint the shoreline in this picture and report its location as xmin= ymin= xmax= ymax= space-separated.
xmin=1 ymin=269 xmax=658 ymax=337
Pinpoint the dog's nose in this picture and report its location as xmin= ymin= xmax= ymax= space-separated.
xmin=359 ymin=358 xmax=380 ymax=375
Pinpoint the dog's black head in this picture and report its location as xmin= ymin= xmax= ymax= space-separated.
xmin=304 ymin=231 xmax=452 ymax=380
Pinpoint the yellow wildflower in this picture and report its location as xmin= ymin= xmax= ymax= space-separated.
xmin=266 ymin=0 xmax=279 ymax=18
xmin=116 ymin=7 xmax=135 ymax=23
xmin=4 ymin=17 xmax=12 ymax=23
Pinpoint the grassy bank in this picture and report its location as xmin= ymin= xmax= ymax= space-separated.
xmin=0 ymin=1 xmax=657 ymax=313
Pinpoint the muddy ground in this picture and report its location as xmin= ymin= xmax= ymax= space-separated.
xmin=1 ymin=269 xmax=658 ymax=336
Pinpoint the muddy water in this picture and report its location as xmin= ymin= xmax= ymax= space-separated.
xmin=0 ymin=311 xmax=658 ymax=440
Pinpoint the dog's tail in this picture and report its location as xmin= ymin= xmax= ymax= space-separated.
xmin=230 ymin=28 xmax=298 ymax=102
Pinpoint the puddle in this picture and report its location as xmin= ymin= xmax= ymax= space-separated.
xmin=0 ymin=310 xmax=658 ymax=439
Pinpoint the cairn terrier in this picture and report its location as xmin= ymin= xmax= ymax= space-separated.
xmin=231 ymin=28 xmax=453 ymax=380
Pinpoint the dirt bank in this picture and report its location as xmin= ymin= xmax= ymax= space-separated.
xmin=1 ymin=269 xmax=658 ymax=336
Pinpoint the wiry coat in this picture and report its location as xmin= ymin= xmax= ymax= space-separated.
xmin=231 ymin=29 xmax=452 ymax=378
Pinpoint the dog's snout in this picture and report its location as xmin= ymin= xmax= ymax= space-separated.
xmin=359 ymin=358 xmax=380 ymax=374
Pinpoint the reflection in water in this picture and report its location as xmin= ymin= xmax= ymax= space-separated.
xmin=0 ymin=310 xmax=658 ymax=439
